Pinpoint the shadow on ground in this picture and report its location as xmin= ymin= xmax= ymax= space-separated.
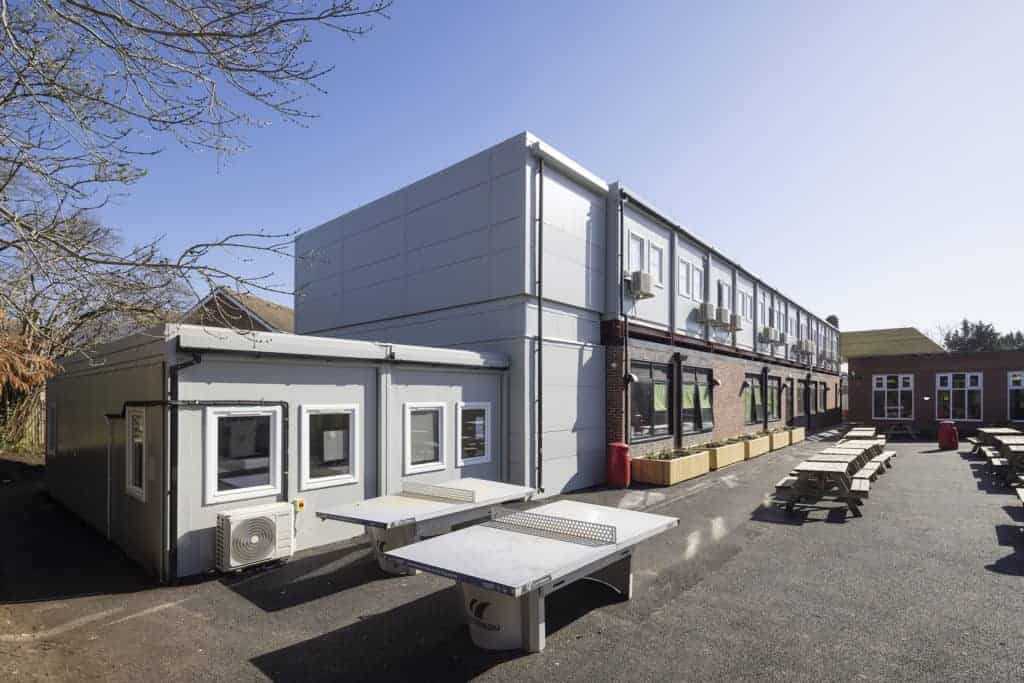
xmin=249 ymin=579 xmax=621 ymax=682
xmin=0 ymin=460 xmax=156 ymax=604
xmin=986 ymin=524 xmax=1024 ymax=576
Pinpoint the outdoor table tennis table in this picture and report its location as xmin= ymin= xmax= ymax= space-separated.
xmin=384 ymin=500 xmax=678 ymax=652
xmin=317 ymin=478 xmax=535 ymax=574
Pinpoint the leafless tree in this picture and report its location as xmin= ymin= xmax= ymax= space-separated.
xmin=0 ymin=1 xmax=390 ymax=447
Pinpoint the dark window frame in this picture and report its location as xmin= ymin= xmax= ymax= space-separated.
xmin=766 ymin=376 xmax=782 ymax=422
xmin=680 ymin=366 xmax=715 ymax=435
xmin=744 ymin=373 xmax=764 ymax=425
xmin=630 ymin=361 xmax=673 ymax=441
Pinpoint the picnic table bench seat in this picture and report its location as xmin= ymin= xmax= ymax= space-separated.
xmin=1016 ymin=488 xmax=1024 ymax=507
xmin=849 ymin=478 xmax=870 ymax=498
xmin=853 ymin=462 xmax=882 ymax=481
xmin=776 ymin=476 xmax=798 ymax=490
xmin=870 ymin=451 xmax=896 ymax=469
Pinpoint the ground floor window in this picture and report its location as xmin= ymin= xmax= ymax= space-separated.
xmin=680 ymin=366 xmax=714 ymax=434
xmin=631 ymin=362 xmax=672 ymax=439
xmin=767 ymin=377 xmax=782 ymax=422
xmin=1010 ymin=371 xmax=1024 ymax=422
xmin=300 ymin=404 xmax=359 ymax=490
xmin=873 ymin=374 xmax=913 ymax=420
xmin=795 ymin=381 xmax=807 ymax=417
xmin=936 ymin=372 xmax=982 ymax=421
xmin=745 ymin=374 xmax=763 ymax=424
xmin=404 ymin=402 xmax=446 ymax=474
xmin=205 ymin=406 xmax=282 ymax=504
xmin=810 ymin=381 xmax=819 ymax=414
xmin=457 ymin=402 xmax=492 ymax=465
xmin=819 ymin=383 xmax=827 ymax=413
xmin=125 ymin=407 xmax=146 ymax=501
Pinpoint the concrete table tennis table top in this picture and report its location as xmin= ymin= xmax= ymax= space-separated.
xmin=384 ymin=500 xmax=678 ymax=597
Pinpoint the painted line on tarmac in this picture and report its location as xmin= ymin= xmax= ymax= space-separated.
xmin=0 ymin=606 xmax=125 ymax=643
xmin=104 ymin=599 xmax=188 ymax=626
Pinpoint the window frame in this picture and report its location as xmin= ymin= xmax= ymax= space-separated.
xmin=627 ymin=233 xmax=645 ymax=273
xmin=767 ymin=376 xmax=782 ymax=422
xmin=692 ymin=265 xmax=705 ymax=302
xmin=300 ymin=403 xmax=360 ymax=491
xmin=935 ymin=372 xmax=983 ymax=422
xmin=403 ymin=401 xmax=448 ymax=475
xmin=680 ymin=366 xmax=714 ymax=435
xmin=872 ymin=374 xmax=914 ymax=421
xmin=718 ymin=280 xmax=732 ymax=310
xmin=678 ymin=258 xmax=692 ymax=299
xmin=1009 ymin=371 xmax=1024 ymax=423
xmin=744 ymin=374 xmax=764 ymax=425
xmin=204 ymin=405 xmax=283 ymax=505
xmin=125 ymin=407 xmax=146 ymax=502
xmin=630 ymin=361 xmax=673 ymax=441
xmin=456 ymin=401 xmax=492 ymax=466
xmin=648 ymin=242 xmax=664 ymax=286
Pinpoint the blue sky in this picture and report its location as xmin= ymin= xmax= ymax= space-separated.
xmin=99 ymin=1 xmax=1024 ymax=336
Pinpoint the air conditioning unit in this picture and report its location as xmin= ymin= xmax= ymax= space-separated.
xmin=760 ymin=327 xmax=781 ymax=344
xmin=627 ymin=271 xmax=655 ymax=299
xmin=776 ymin=331 xmax=788 ymax=346
xmin=216 ymin=502 xmax=295 ymax=572
xmin=698 ymin=302 xmax=717 ymax=322
xmin=730 ymin=313 xmax=743 ymax=332
xmin=715 ymin=307 xmax=731 ymax=327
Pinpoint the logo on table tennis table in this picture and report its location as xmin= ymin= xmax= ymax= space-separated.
xmin=468 ymin=598 xmax=499 ymax=631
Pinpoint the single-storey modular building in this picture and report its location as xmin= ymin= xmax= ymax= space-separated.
xmin=46 ymin=324 xmax=508 ymax=581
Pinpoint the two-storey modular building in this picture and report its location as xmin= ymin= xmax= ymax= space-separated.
xmin=295 ymin=132 xmax=841 ymax=494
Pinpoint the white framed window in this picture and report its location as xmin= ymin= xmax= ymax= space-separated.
xmin=628 ymin=233 xmax=645 ymax=273
xmin=717 ymin=281 xmax=732 ymax=310
xmin=404 ymin=402 xmax=447 ymax=475
xmin=872 ymin=374 xmax=914 ymax=420
xmin=648 ymin=243 xmax=664 ymax=286
xmin=693 ymin=266 xmax=704 ymax=302
xmin=936 ymin=372 xmax=983 ymax=421
xmin=300 ymin=404 xmax=359 ymax=490
xmin=456 ymin=402 xmax=492 ymax=466
xmin=46 ymin=402 xmax=57 ymax=457
xmin=678 ymin=258 xmax=692 ymax=298
xmin=125 ymin=407 xmax=146 ymax=502
xmin=739 ymin=291 xmax=753 ymax=322
xmin=1009 ymin=371 xmax=1024 ymax=422
xmin=204 ymin=406 xmax=282 ymax=504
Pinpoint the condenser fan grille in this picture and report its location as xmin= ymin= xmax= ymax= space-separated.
xmin=231 ymin=516 xmax=276 ymax=564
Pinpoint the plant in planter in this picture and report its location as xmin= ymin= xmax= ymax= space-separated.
xmin=631 ymin=446 xmax=711 ymax=486
xmin=708 ymin=438 xmax=746 ymax=470
xmin=745 ymin=431 xmax=771 ymax=459
xmin=769 ymin=428 xmax=791 ymax=450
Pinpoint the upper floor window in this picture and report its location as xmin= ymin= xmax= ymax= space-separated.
xmin=936 ymin=372 xmax=982 ymax=421
xmin=649 ymin=243 xmax=664 ymax=286
xmin=739 ymin=292 xmax=754 ymax=322
xmin=678 ymin=258 xmax=692 ymax=298
xmin=1009 ymin=371 xmax=1024 ymax=422
xmin=628 ymin=233 xmax=645 ymax=272
xmin=873 ymin=374 xmax=913 ymax=420
xmin=717 ymin=281 xmax=732 ymax=310
xmin=693 ymin=266 xmax=705 ymax=302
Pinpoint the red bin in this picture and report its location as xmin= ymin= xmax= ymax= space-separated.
xmin=607 ymin=442 xmax=631 ymax=488
xmin=937 ymin=420 xmax=959 ymax=450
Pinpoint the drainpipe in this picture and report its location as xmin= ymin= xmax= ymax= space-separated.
xmin=762 ymin=366 xmax=770 ymax=433
xmin=619 ymin=196 xmax=630 ymax=445
xmin=535 ymin=156 xmax=545 ymax=493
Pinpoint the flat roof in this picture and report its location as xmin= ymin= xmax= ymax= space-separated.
xmin=173 ymin=324 xmax=509 ymax=369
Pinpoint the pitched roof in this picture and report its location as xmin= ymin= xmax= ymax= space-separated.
xmin=179 ymin=288 xmax=294 ymax=333
xmin=840 ymin=327 xmax=945 ymax=358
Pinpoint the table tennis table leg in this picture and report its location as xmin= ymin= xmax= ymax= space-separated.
xmin=369 ymin=526 xmax=420 ymax=575
xmin=586 ymin=554 xmax=633 ymax=600
xmin=521 ymin=589 xmax=545 ymax=653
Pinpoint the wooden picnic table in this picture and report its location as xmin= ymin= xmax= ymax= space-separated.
xmin=785 ymin=461 xmax=863 ymax=517
xmin=976 ymin=427 xmax=1021 ymax=447
xmin=847 ymin=428 xmax=876 ymax=437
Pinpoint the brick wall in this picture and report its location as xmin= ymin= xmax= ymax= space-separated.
xmin=603 ymin=320 xmax=842 ymax=457
xmin=849 ymin=350 xmax=1024 ymax=434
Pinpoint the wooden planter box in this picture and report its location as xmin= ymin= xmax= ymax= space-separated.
xmin=631 ymin=451 xmax=710 ymax=486
xmin=709 ymin=442 xmax=745 ymax=470
xmin=745 ymin=435 xmax=771 ymax=459
xmin=769 ymin=431 xmax=791 ymax=450
xmin=789 ymin=427 xmax=806 ymax=444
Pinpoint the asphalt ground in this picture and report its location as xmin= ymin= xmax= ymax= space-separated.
xmin=2 ymin=435 xmax=1021 ymax=681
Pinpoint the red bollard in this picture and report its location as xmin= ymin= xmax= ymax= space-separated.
xmin=607 ymin=442 xmax=631 ymax=488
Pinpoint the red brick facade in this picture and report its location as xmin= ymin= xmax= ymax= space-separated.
xmin=603 ymin=321 xmax=842 ymax=457
xmin=848 ymin=351 xmax=1024 ymax=434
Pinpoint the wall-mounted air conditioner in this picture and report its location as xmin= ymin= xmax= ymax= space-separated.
xmin=715 ymin=307 xmax=731 ymax=327
xmin=698 ymin=302 xmax=717 ymax=323
xmin=216 ymin=502 xmax=295 ymax=572
xmin=730 ymin=313 xmax=743 ymax=332
xmin=627 ymin=271 xmax=655 ymax=300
